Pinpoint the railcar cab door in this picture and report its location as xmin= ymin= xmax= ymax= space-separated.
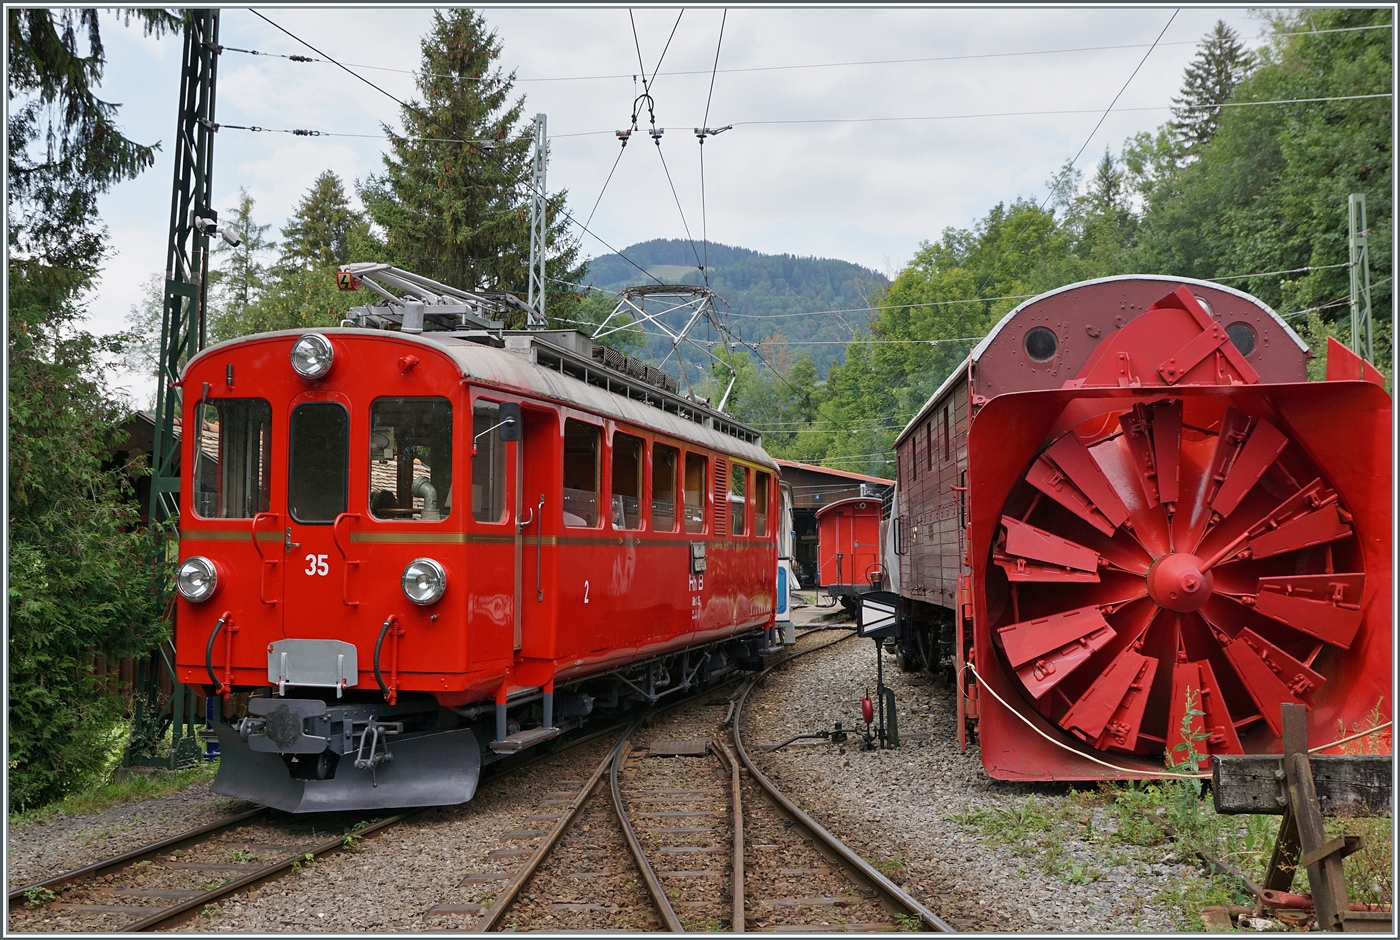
xmin=282 ymin=393 xmax=355 ymax=639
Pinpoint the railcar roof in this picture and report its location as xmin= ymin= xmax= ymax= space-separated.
xmin=814 ymin=496 xmax=883 ymax=519
xmin=187 ymin=328 xmax=776 ymax=468
xmin=893 ymin=274 xmax=1310 ymax=447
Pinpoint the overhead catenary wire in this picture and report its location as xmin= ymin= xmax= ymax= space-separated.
xmin=250 ymin=9 xmax=666 ymax=291
xmin=698 ymin=9 xmax=728 ymax=286
xmin=222 ymin=22 xmax=1392 ymax=85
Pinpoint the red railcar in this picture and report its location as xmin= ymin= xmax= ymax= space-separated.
xmin=815 ymin=497 xmax=883 ymax=610
xmin=174 ymin=324 xmax=778 ymax=811
xmin=886 ymin=276 xmax=1392 ymax=780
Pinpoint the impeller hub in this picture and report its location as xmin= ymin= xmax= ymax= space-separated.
xmin=1147 ymin=553 xmax=1214 ymax=612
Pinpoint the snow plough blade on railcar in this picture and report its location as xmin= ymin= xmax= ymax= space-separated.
xmin=964 ymin=293 xmax=1392 ymax=780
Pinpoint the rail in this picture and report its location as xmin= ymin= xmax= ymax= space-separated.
xmin=732 ymin=640 xmax=955 ymax=933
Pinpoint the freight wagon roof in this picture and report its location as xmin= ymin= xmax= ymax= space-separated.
xmin=187 ymin=329 xmax=776 ymax=468
xmin=894 ymin=274 xmax=1309 ymax=447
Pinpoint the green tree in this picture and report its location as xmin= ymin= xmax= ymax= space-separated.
xmin=215 ymin=266 xmax=363 ymax=341
xmin=1170 ymin=20 xmax=1251 ymax=157
xmin=1131 ymin=7 xmax=1391 ymax=382
xmin=7 ymin=9 xmax=181 ymax=273
xmin=359 ymin=9 xmax=582 ymax=298
xmin=209 ymin=188 xmax=274 ymax=333
xmin=8 ymin=9 xmax=181 ymax=808
xmin=278 ymin=170 xmax=373 ymax=270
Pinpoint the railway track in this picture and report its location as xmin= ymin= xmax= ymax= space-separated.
xmin=443 ymin=631 xmax=953 ymax=932
xmin=10 ymin=627 xmax=950 ymax=933
xmin=6 ymin=715 xmax=639 ymax=932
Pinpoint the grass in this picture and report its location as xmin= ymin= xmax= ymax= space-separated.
xmin=9 ymin=759 xmax=219 ymax=829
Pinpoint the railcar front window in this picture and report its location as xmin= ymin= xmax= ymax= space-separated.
xmin=369 ymin=397 xmax=453 ymax=522
xmin=289 ymin=402 xmax=348 ymax=523
xmin=684 ymin=453 xmax=707 ymax=533
xmin=563 ymin=419 xmax=600 ymax=527
xmin=611 ymin=432 xmax=643 ymax=529
xmin=730 ymin=466 xmax=748 ymax=536
xmin=652 ymin=443 xmax=678 ymax=532
xmin=754 ymin=471 xmax=771 ymax=537
xmin=470 ymin=402 xmax=506 ymax=523
xmin=193 ymin=398 xmax=272 ymax=519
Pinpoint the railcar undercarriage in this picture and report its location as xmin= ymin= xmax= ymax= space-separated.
xmin=213 ymin=630 xmax=770 ymax=812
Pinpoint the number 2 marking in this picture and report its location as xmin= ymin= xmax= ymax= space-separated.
xmin=583 ymin=580 xmax=590 ymax=604
xmin=305 ymin=553 xmax=328 ymax=577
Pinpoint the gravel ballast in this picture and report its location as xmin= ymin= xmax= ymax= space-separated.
xmin=742 ymin=609 xmax=1239 ymax=932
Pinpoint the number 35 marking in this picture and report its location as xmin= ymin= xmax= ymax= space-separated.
xmin=304 ymin=553 xmax=329 ymax=576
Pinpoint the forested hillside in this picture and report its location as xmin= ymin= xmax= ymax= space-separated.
xmin=581 ymin=238 xmax=886 ymax=377
xmin=713 ymin=9 xmax=1392 ymax=477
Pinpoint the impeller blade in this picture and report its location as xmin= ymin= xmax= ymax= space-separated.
xmin=1206 ymin=410 xmax=1288 ymax=519
xmin=1060 ymin=648 xmax=1158 ymax=753
xmin=998 ymin=607 xmax=1116 ymax=699
xmin=1168 ymin=658 xmax=1242 ymax=766
xmin=1000 ymin=516 xmax=1099 ymax=573
xmin=1253 ymin=573 xmax=1365 ymax=649
xmin=1207 ymin=622 xmax=1327 ymax=736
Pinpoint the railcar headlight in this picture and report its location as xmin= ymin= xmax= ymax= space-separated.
xmin=402 ymin=558 xmax=447 ymax=606
xmin=290 ymin=333 xmax=334 ymax=379
xmin=177 ymin=556 xmax=219 ymax=602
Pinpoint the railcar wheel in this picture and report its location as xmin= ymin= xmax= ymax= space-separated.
xmin=988 ymin=396 xmax=1370 ymax=763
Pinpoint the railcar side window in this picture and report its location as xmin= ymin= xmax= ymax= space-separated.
xmin=193 ymin=398 xmax=272 ymax=519
xmin=471 ymin=402 xmax=507 ymax=523
xmin=683 ymin=453 xmax=707 ymax=533
xmin=754 ymin=471 xmax=771 ymax=537
xmin=611 ymin=432 xmax=643 ymax=529
xmin=652 ymin=443 xmax=678 ymax=532
xmin=368 ymin=397 xmax=453 ymax=522
xmin=563 ymin=419 xmax=600 ymax=527
xmin=730 ymin=465 xmax=748 ymax=536
xmin=289 ymin=402 xmax=348 ymax=523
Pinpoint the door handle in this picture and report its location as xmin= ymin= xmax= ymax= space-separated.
xmin=535 ymin=494 xmax=545 ymax=602
xmin=517 ymin=506 xmax=534 ymax=530
xmin=333 ymin=512 xmax=362 ymax=607
xmin=250 ymin=512 xmax=281 ymax=606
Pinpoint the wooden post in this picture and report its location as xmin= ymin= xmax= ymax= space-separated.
xmin=1280 ymin=703 xmax=1349 ymax=931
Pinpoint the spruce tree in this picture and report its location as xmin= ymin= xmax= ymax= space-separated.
xmin=359 ymin=9 xmax=581 ymax=298
xmin=210 ymin=188 xmax=274 ymax=334
xmin=279 ymin=170 xmax=371 ymax=269
xmin=1170 ymin=20 xmax=1251 ymax=155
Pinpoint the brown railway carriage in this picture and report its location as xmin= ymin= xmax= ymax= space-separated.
xmin=888 ymin=275 xmax=1392 ymax=780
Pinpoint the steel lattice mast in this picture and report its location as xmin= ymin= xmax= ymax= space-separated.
xmin=148 ymin=10 xmax=220 ymax=524
xmin=526 ymin=112 xmax=548 ymax=328
xmin=127 ymin=10 xmax=221 ymax=769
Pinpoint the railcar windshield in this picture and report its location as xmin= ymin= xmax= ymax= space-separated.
xmin=471 ymin=401 xmax=507 ymax=523
xmin=683 ymin=453 xmax=707 ymax=533
xmin=652 ymin=443 xmax=678 ymax=532
xmin=563 ymin=419 xmax=600 ymax=527
xmin=192 ymin=398 xmax=272 ymax=519
xmin=611 ymin=432 xmax=643 ymax=529
xmin=289 ymin=402 xmax=348 ymax=523
xmin=369 ymin=397 xmax=453 ymax=522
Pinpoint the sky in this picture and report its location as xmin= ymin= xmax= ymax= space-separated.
xmin=79 ymin=4 xmax=1281 ymax=406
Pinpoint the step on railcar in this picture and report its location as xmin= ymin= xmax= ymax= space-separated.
xmin=174 ymin=285 xmax=779 ymax=812
xmin=884 ymin=275 xmax=1392 ymax=779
